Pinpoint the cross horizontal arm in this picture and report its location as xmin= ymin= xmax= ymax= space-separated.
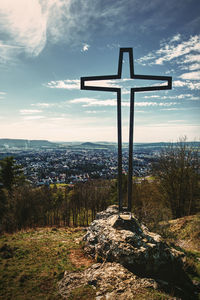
xmin=132 ymin=74 xmax=172 ymax=92
xmin=81 ymin=75 xmax=120 ymax=92
xmin=81 ymin=73 xmax=172 ymax=93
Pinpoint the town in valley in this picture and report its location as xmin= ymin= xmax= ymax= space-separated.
xmin=0 ymin=139 xmax=199 ymax=186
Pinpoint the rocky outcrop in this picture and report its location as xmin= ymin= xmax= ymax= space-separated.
xmin=82 ymin=205 xmax=195 ymax=298
xmin=59 ymin=262 xmax=160 ymax=300
xmin=59 ymin=205 xmax=197 ymax=299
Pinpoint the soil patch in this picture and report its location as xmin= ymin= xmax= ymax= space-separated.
xmin=69 ymin=249 xmax=94 ymax=268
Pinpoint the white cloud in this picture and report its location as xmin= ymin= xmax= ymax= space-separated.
xmin=0 ymin=0 xmax=47 ymax=59
xmin=0 ymin=0 xmax=129 ymax=62
xmin=173 ymin=80 xmax=200 ymax=90
xmin=46 ymin=78 xmax=123 ymax=90
xmin=135 ymin=110 xmax=146 ymax=113
xmin=181 ymin=54 xmax=200 ymax=64
xmin=69 ymin=97 xmax=177 ymax=108
xmin=81 ymin=43 xmax=90 ymax=52
xmin=155 ymin=35 xmax=200 ymax=65
xmin=70 ymin=97 xmax=118 ymax=107
xmin=31 ymin=102 xmax=54 ymax=107
xmin=22 ymin=115 xmax=45 ymax=120
xmin=161 ymin=108 xmax=179 ymax=111
xmin=170 ymin=33 xmax=181 ymax=43
xmin=188 ymin=64 xmax=200 ymax=71
xmin=181 ymin=63 xmax=200 ymax=71
xmin=19 ymin=109 xmax=43 ymax=115
xmin=136 ymin=102 xmax=176 ymax=107
xmin=143 ymin=95 xmax=160 ymax=99
xmin=138 ymin=34 xmax=200 ymax=91
xmin=168 ymin=120 xmax=185 ymax=123
xmin=179 ymin=71 xmax=200 ymax=80
xmin=86 ymin=110 xmax=97 ymax=114
xmin=173 ymin=80 xmax=186 ymax=87
xmin=46 ymin=79 xmax=80 ymax=90
xmin=0 ymin=91 xmax=6 ymax=99
xmin=188 ymin=82 xmax=200 ymax=90
xmin=138 ymin=34 xmax=200 ymax=68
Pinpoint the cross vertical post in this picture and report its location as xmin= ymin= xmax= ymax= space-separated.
xmin=117 ymin=90 xmax=123 ymax=211
xmin=80 ymin=48 xmax=172 ymax=215
xmin=128 ymin=90 xmax=134 ymax=212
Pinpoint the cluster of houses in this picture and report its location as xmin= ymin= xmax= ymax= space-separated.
xmin=1 ymin=148 xmax=155 ymax=186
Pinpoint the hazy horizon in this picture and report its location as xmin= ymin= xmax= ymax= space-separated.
xmin=0 ymin=137 xmax=199 ymax=144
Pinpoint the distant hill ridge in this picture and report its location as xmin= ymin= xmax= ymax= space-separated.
xmin=0 ymin=138 xmax=199 ymax=150
xmin=80 ymin=142 xmax=114 ymax=149
xmin=0 ymin=139 xmax=58 ymax=148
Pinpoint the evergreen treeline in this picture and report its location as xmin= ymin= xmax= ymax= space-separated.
xmin=0 ymin=139 xmax=199 ymax=233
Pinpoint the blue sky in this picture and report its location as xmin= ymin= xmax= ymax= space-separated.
xmin=0 ymin=0 xmax=199 ymax=143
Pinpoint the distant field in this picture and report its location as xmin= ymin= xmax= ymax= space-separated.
xmin=50 ymin=183 xmax=69 ymax=188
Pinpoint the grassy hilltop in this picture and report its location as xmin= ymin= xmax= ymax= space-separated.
xmin=0 ymin=214 xmax=199 ymax=300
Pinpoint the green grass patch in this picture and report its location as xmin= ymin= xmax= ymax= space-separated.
xmin=0 ymin=227 xmax=85 ymax=299
xmin=134 ymin=288 xmax=175 ymax=299
xmin=156 ymin=214 xmax=200 ymax=286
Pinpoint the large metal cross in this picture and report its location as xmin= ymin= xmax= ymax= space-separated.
xmin=80 ymin=48 xmax=172 ymax=213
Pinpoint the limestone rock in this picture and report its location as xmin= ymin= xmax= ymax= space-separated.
xmin=58 ymin=262 xmax=161 ymax=300
xmin=83 ymin=206 xmax=192 ymax=291
xmin=59 ymin=205 xmax=197 ymax=299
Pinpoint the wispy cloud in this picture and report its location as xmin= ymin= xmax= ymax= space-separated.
xmin=137 ymin=34 xmax=200 ymax=91
xmin=0 ymin=91 xmax=6 ymax=99
xmin=22 ymin=115 xmax=45 ymax=120
xmin=173 ymin=80 xmax=200 ymax=90
xmin=86 ymin=110 xmax=97 ymax=114
xmin=143 ymin=95 xmax=160 ymax=99
xmin=0 ymin=0 xmax=126 ymax=62
xmin=0 ymin=0 xmax=47 ymax=60
xmin=45 ymin=79 xmax=80 ymax=90
xmin=181 ymin=54 xmax=200 ymax=64
xmin=70 ymin=97 xmax=118 ymax=107
xmin=136 ymin=102 xmax=177 ymax=107
xmin=168 ymin=119 xmax=185 ymax=123
xmin=138 ymin=34 xmax=200 ymax=66
xmin=31 ymin=102 xmax=55 ymax=108
xmin=69 ymin=97 xmax=177 ymax=108
xmin=179 ymin=71 xmax=200 ymax=80
xmin=19 ymin=109 xmax=43 ymax=115
xmin=142 ymin=94 xmax=196 ymax=100
xmin=161 ymin=108 xmax=179 ymax=111
xmin=47 ymin=77 xmax=168 ymax=91
xmin=46 ymin=78 xmax=123 ymax=90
